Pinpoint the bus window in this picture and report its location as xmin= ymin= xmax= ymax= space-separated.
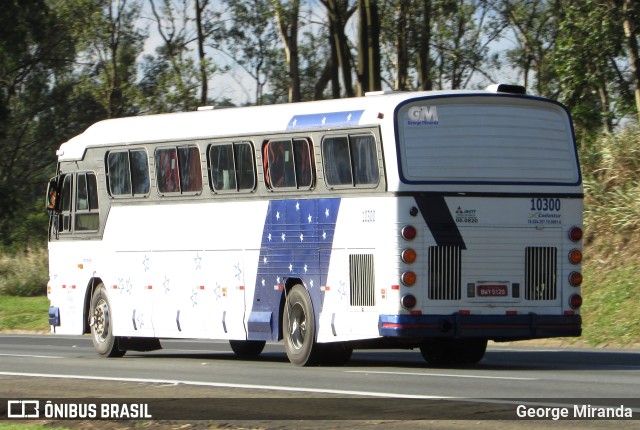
xmin=322 ymin=136 xmax=352 ymax=186
xmin=264 ymin=138 xmax=313 ymax=190
xmin=209 ymin=141 xmax=255 ymax=192
xmin=130 ymin=150 xmax=150 ymax=195
xmin=322 ymin=134 xmax=378 ymax=188
xmin=75 ymin=172 xmax=99 ymax=231
xmin=156 ymin=148 xmax=180 ymax=193
xmin=178 ymin=146 xmax=202 ymax=192
xmin=235 ymin=142 xmax=256 ymax=191
xmin=155 ymin=145 xmax=202 ymax=194
xmin=59 ymin=174 xmax=72 ymax=232
xmin=350 ymin=134 xmax=379 ymax=185
xmin=106 ymin=149 xmax=150 ymax=196
xmin=209 ymin=144 xmax=236 ymax=191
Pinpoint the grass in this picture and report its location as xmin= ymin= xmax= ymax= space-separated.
xmin=0 ymin=294 xmax=50 ymax=332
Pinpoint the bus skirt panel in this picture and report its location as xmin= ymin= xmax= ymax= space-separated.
xmin=378 ymin=313 xmax=582 ymax=340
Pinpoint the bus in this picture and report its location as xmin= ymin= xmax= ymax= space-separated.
xmin=46 ymin=84 xmax=583 ymax=366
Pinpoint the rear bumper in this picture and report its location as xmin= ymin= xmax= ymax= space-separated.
xmin=379 ymin=313 xmax=581 ymax=340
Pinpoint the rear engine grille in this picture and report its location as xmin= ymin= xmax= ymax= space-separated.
xmin=349 ymin=254 xmax=375 ymax=306
xmin=525 ymin=247 xmax=557 ymax=300
xmin=428 ymin=246 xmax=462 ymax=300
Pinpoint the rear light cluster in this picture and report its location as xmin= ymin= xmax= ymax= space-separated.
xmin=400 ymin=225 xmax=417 ymax=310
xmin=567 ymin=226 xmax=583 ymax=309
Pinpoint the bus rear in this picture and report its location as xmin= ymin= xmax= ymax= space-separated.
xmin=379 ymin=89 xmax=582 ymax=364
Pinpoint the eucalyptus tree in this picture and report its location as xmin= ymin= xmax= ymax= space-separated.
xmin=223 ymin=0 xmax=282 ymax=105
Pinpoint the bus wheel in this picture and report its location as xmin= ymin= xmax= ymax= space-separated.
xmin=89 ymin=284 xmax=125 ymax=357
xmin=283 ymin=285 xmax=320 ymax=366
xmin=454 ymin=339 xmax=488 ymax=364
xmin=420 ymin=338 xmax=454 ymax=366
xmin=321 ymin=343 xmax=353 ymax=366
xmin=229 ymin=340 xmax=266 ymax=358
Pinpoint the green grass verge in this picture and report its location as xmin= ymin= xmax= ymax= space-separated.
xmin=0 ymin=294 xmax=50 ymax=332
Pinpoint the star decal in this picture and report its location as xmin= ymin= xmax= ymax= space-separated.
xmin=325 ymin=208 xmax=330 ymax=218
xmin=281 ymin=233 xmax=286 ymax=242
xmin=142 ymin=255 xmax=150 ymax=272
xmin=163 ymin=276 xmax=170 ymax=294
xmin=308 ymin=214 xmax=313 ymax=223
xmin=276 ymin=211 xmax=280 ymax=221
xmin=300 ymin=233 xmax=304 ymax=242
xmin=194 ymin=253 xmax=202 ymax=270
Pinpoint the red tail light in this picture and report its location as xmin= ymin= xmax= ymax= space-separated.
xmin=402 ymin=225 xmax=417 ymax=241
xmin=569 ymin=294 xmax=583 ymax=309
xmin=568 ymin=249 xmax=582 ymax=265
xmin=569 ymin=226 xmax=583 ymax=242
xmin=569 ymin=271 xmax=583 ymax=287
xmin=401 ymin=294 xmax=416 ymax=309
xmin=401 ymin=248 xmax=417 ymax=264
xmin=401 ymin=271 xmax=416 ymax=286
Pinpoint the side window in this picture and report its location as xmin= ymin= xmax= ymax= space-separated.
xmin=75 ymin=172 xmax=99 ymax=231
xmin=155 ymin=145 xmax=202 ymax=194
xmin=322 ymin=134 xmax=379 ymax=188
xmin=58 ymin=174 xmax=72 ymax=232
xmin=208 ymin=141 xmax=256 ymax=192
xmin=106 ymin=149 xmax=150 ymax=196
xmin=264 ymin=138 xmax=313 ymax=190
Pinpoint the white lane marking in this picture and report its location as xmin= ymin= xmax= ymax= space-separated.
xmin=0 ymin=371 xmax=450 ymax=399
xmin=0 ymin=353 xmax=63 ymax=359
xmin=346 ymin=370 xmax=537 ymax=381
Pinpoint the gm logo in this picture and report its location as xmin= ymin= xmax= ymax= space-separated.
xmin=407 ymin=105 xmax=439 ymax=125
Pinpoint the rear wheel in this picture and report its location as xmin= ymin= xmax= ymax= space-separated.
xmin=420 ymin=338 xmax=487 ymax=366
xmin=89 ymin=284 xmax=125 ymax=357
xmin=320 ymin=343 xmax=353 ymax=366
xmin=283 ymin=285 xmax=321 ymax=366
xmin=229 ymin=340 xmax=266 ymax=358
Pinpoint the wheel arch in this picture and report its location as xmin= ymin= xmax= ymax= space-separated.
xmin=277 ymin=277 xmax=317 ymax=341
xmin=82 ymin=276 xmax=104 ymax=334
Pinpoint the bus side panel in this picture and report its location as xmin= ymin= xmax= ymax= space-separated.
xmin=48 ymin=241 xmax=99 ymax=335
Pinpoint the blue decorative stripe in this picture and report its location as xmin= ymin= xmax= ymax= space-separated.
xmin=248 ymin=198 xmax=341 ymax=340
xmin=287 ymin=110 xmax=364 ymax=130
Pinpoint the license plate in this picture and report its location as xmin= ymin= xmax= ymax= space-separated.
xmin=477 ymin=284 xmax=508 ymax=297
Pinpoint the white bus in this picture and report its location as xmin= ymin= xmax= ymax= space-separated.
xmin=46 ymin=85 xmax=583 ymax=366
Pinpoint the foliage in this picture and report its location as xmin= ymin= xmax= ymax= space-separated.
xmin=0 ymin=248 xmax=48 ymax=297
xmin=0 ymin=294 xmax=50 ymax=331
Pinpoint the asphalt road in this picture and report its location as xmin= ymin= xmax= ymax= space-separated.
xmin=1 ymin=334 xmax=639 ymax=428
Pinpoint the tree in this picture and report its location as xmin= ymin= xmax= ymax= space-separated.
xmin=60 ymin=0 xmax=146 ymax=118
xmin=320 ymin=0 xmax=357 ymax=97
xmin=622 ymin=0 xmax=640 ymax=124
xmin=272 ymin=0 xmax=302 ymax=102
xmin=223 ymin=0 xmax=282 ymax=105
xmin=0 ymin=0 xmax=78 ymax=245
xmin=356 ymin=0 xmax=382 ymax=95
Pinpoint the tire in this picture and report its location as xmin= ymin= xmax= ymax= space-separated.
xmin=320 ymin=343 xmax=353 ymax=366
xmin=420 ymin=338 xmax=454 ymax=366
xmin=229 ymin=340 xmax=266 ymax=358
xmin=420 ymin=338 xmax=487 ymax=366
xmin=453 ymin=338 xmax=487 ymax=364
xmin=283 ymin=285 xmax=321 ymax=366
xmin=89 ymin=284 xmax=125 ymax=357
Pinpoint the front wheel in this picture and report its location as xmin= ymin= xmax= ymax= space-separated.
xmin=89 ymin=284 xmax=125 ymax=357
xmin=283 ymin=285 xmax=321 ymax=366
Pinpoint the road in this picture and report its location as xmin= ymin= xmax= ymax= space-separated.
xmin=1 ymin=334 xmax=639 ymax=428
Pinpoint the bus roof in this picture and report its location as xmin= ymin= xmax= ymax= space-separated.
xmin=55 ymin=88 xmax=544 ymax=161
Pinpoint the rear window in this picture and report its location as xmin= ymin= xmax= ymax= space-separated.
xmin=396 ymin=96 xmax=580 ymax=185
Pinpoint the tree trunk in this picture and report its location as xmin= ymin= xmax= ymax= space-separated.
xmin=273 ymin=0 xmax=301 ymax=102
xmin=416 ymin=0 xmax=432 ymax=91
xmin=623 ymin=0 xmax=640 ymax=124
xmin=395 ymin=0 xmax=408 ymax=90
xmin=195 ymin=0 xmax=208 ymax=106
xmin=357 ymin=0 xmax=381 ymax=95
